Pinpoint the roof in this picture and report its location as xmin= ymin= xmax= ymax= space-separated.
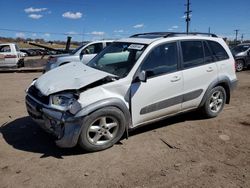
xmin=116 ymin=37 xmax=160 ymax=45
xmin=116 ymin=32 xmax=219 ymax=45
xmin=0 ymin=43 xmax=16 ymax=46
xmin=237 ymin=43 xmax=250 ymax=46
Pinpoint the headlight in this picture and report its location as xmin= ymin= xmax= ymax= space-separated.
xmin=48 ymin=63 xmax=57 ymax=70
xmin=51 ymin=94 xmax=81 ymax=114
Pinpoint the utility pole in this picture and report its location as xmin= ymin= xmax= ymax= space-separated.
xmin=234 ymin=29 xmax=239 ymax=44
xmin=241 ymin=34 xmax=244 ymax=43
xmin=208 ymin=27 xmax=211 ymax=34
xmin=185 ymin=0 xmax=192 ymax=34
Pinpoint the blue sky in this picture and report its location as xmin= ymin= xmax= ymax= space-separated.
xmin=0 ymin=0 xmax=250 ymax=41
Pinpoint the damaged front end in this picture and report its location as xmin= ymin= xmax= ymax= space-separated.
xmin=25 ymin=75 xmax=118 ymax=148
xmin=25 ymin=88 xmax=82 ymax=148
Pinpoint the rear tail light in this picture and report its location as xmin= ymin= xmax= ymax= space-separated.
xmin=4 ymin=55 xmax=17 ymax=58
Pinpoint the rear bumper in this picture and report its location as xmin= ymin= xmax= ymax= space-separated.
xmin=230 ymin=79 xmax=238 ymax=91
xmin=25 ymin=95 xmax=82 ymax=148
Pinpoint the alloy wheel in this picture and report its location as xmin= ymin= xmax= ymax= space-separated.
xmin=209 ymin=90 xmax=224 ymax=113
xmin=87 ymin=116 xmax=119 ymax=146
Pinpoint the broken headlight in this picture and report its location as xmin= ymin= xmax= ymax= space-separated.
xmin=51 ymin=94 xmax=81 ymax=114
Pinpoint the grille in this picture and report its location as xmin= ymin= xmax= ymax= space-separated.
xmin=28 ymin=85 xmax=49 ymax=105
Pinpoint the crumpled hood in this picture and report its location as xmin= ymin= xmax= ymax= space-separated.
xmin=35 ymin=62 xmax=114 ymax=96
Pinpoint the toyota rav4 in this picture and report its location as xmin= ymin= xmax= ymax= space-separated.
xmin=25 ymin=32 xmax=237 ymax=152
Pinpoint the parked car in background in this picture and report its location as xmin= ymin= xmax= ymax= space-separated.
xmin=25 ymin=32 xmax=237 ymax=152
xmin=0 ymin=43 xmax=24 ymax=67
xmin=20 ymin=51 xmax=27 ymax=57
xmin=45 ymin=40 xmax=113 ymax=72
xmin=231 ymin=43 xmax=250 ymax=72
xmin=20 ymin=49 xmax=37 ymax=56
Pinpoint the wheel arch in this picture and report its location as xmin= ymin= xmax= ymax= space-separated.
xmin=199 ymin=77 xmax=232 ymax=107
xmin=75 ymin=98 xmax=131 ymax=137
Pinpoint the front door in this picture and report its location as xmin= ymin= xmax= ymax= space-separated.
xmin=131 ymin=42 xmax=183 ymax=126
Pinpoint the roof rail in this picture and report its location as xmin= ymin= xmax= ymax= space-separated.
xmin=130 ymin=32 xmax=217 ymax=38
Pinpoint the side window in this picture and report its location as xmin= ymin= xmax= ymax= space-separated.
xmin=141 ymin=42 xmax=178 ymax=77
xmin=0 ymin=45 xmax=11 ymax=52
xmin=181 ymin=41 xmax=204 ymax=69
xmin=82 ymin=43 xmax=103 ymax=54
xmin=203 ymin=41 xmax=214 ymax=63
xmin=207 ymin=41 xmax=229 ymax=61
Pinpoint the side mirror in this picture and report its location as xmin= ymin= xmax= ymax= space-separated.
xmin=139 ymin=70 xmax=147 ymax=82
xmin=247 ymin=50 xmax=250 ymax=56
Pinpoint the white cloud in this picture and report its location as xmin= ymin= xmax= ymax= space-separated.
xmin=16 ymin=32 xmax=25 ymax=38
xmin=62 ymin=12 xmax=82 ymax=19
xmin=168 ymin=28 xmax=173 ymax=31
xmin=114 ymin=29 xmax=124 ymax=33
xmin=32 ymin=33 xmax=37 ymax=37
xmin=91 ymin=31 xmax=105 ymax=36
xmin=44 ymin=33 xmax=50 ymax=37
xmin=133 ymin=24 xmax=144 ymax=29
xmin=172 ymin=25 xmax=179 ymax=29
xmin=28 ymin=14 xmax=43 ymax=19
xmin=24 ymin=7 xmax=47 ymax=13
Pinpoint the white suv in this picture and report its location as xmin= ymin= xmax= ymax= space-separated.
xmin=45 ymin=40 xmax=113 ymax=72
xmin=25 ymin=32 xmax=237 ymax=152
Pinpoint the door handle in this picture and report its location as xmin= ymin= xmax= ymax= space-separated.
xmin=206 ymin=67 xmax=214 ymax=72
xmin=171 ymin=76 xmax=181 ymax=82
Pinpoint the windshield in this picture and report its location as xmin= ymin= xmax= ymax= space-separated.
xmin=70 ymin=42 xmax=89 ymax=55
xmin=87 ymin=42 xmax=147 ymax=78
xmin=232 ymin=45 xmax=250 ymax=54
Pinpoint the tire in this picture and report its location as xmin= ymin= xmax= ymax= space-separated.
xmin=17 ymin=59 xmax=24 ymax=68
xmin=201 ymin=86 xmax=226 ymax=118
xmin=78 ymin=107 xmax=126 ymax=152
xmin=236 ymin=60 xmax=244 ymax=72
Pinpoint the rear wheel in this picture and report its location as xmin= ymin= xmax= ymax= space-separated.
xmin=236 ymin=60 xmax=244 ymax=72
xmin=78 ymin=107 xmax=126 ymax=152
xmin=201 ymin=86 xmax=226 ymax=118
xmin=17 ymin=59 xmax=24 ymax=68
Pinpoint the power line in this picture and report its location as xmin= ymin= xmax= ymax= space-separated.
xmin=0 ymin=28 xmax=84 ymax=36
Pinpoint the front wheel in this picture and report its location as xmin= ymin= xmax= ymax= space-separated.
xmin=78 ymin=107 xmax=126 ymax=152
xmin=201 ymin=86 xmax=226 ymax=118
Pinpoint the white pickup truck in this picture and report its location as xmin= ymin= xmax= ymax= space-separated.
xmin=0 ymin=43 xmax=24 ymax=67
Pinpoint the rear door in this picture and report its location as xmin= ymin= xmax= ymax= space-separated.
xmin=181 ymin=40 xmax=218 ymax=110
xmin=131 ymin=42 xmax=183 ymax=126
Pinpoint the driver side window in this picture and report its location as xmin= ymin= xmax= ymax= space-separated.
xmin=141 ymin=42 xmax=178 ymax=77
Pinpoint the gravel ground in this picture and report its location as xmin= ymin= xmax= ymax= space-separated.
xmin=0 ymin=71 xmax=249 ymax=188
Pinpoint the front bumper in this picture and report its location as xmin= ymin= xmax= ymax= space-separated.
xmin=25 ymin=95 xmax=82 ymax=148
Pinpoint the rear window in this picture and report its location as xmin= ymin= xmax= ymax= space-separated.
xmin=0 ymin=45 xmax=11 ymax=52
xmin=207 ymin=41 xmax=229 ymax=61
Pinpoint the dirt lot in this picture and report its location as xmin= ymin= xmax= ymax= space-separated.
xmin=0 ymin=71 xmax=249 ymax=188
